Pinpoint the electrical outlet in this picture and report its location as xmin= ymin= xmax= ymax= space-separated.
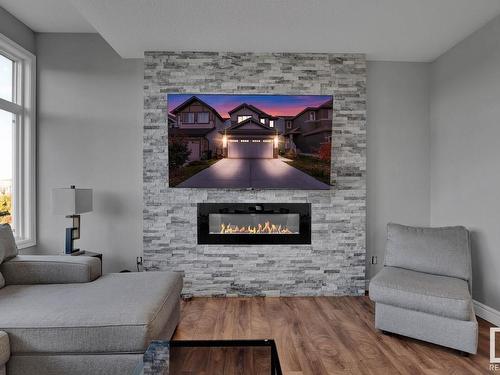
xmin=371 ymin=256 xmax=378 ymax=265
xmin=136 ymin=256 xmax=144 ymax=272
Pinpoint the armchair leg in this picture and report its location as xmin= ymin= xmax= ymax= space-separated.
xmin=458 ymin=350 xmax=469 ymax=357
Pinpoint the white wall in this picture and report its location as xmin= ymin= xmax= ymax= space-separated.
xmin=0 ymin=6 xmax=35 ymax=54
xmin=35 ymin=34 xmax=143 ymax=273
xmin=366 ymin=62 xmax=431 ymax=279
xmin=430 ymin=15 xmax=500 ymax=311
xmin=33 ymin=33 xmax=433 ymax=280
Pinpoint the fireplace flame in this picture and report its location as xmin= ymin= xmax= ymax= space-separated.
xmin=220 ymin=221 xmax=296 ymax=234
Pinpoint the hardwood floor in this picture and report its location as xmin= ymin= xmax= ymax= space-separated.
xmin=172 ymin=296 xmax=495 ymax=374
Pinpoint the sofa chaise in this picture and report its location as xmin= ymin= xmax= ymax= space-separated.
xmin=369 ymin=223 xmax=477 ymax=354
xmin=0 ymin=224 xmax=183 ymax=374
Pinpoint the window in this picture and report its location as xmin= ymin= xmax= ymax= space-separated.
xmin=0 ymin=34 xmax=36 ymax=248
xmin=259 ymin=118 xmax=266 ymax=124
xmin=0 ymin=54 xmax=13 ymax=101
xmin=286 ymin=120 xmax=292 ymax=129
xmin=0 ymin=109 xmax=14 ymax=226
xmin=237 ymin=115 xmax=252 ymax=123
xmin=309 ymin=111 xmax=316 ymax=121
xmin=182 ymin=112 xmax=195 ymax=123
xmin=196 ymin=112 xmax=209 ymax=123
xmin=269 ymin=120 xmax=275 ymax=128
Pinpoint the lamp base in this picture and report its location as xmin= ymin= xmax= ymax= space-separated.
xmin=65 ymin=227 xmax=80 ymax=254
xmin=64 ymin=215 xmax=81 ymax=254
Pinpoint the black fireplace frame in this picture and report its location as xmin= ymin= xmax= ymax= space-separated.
xmin=197 ymin=203 xmax=311 ymax=245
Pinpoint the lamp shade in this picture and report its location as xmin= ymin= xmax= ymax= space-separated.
xmin=52 ymin=187 xmax=93 ymax=215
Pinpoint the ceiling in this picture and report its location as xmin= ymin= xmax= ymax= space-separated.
xmin=0 ymin=0 xmax=94 ymax=33
xmin=1 ymin=0 xmax=500 ymax=61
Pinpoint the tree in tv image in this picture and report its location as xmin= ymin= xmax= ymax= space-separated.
xmin=167 ymin=94 xmax=333 ymax=190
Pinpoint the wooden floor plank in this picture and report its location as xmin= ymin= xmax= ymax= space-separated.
xmin=172 ymin=297 xmax=495 ymax=374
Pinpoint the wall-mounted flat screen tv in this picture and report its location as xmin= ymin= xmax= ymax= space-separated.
xmin=167 ymin=94 xmax=333 ymax=189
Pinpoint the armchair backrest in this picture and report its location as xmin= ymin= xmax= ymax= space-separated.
xmin=385 ymin=223 xmax=472 ymax=283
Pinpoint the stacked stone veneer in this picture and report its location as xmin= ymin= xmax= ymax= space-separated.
xmin=143 ymin=52 xmax=366 ymax=296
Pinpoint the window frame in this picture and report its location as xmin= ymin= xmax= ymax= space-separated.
xmin=196 ymin=111 xmax=209 ymax=124
xmin=182 ymin=112 xmax=195 ymax=124
xmin=0 ymin=33 xmax=36 ymax=249
xmin=237 ymin=115 xmax=252 ymax=123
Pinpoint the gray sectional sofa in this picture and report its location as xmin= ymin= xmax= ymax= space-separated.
xmin=0 ymin=224 xmax=183 ymax=374
xmin=370 ymin=223 xmax=477 ymax=354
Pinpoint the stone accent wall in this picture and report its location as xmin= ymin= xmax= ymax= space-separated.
xmin=143 ymin=52 xmax=366 ymax=296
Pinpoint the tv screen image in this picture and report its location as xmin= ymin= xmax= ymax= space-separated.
xmin=167 ymin=94 xmax=333 ymax=189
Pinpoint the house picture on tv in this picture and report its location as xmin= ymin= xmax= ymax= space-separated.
xmin=167 ymin=94 xmax=333 ymax=189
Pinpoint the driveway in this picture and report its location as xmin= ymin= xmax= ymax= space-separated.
xmin=177 ymin=158 xmax=330 ymax=189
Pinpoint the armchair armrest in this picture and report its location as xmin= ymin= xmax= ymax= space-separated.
xmin=0 ymin=255 xmax=101 ymax=285
xmin=0 ymin=331 xmax=10 ymax=374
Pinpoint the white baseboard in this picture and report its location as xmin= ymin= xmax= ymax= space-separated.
xmin=474 ymin=300 xmax=500 ymax=327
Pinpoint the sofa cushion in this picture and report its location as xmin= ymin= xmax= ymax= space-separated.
xmin=0 ymin=271 xmax=183 ymax=354
xmin=0 ymin=225 xmax=18 ymax=263
xmin=369 ymin=266 xmax=472 ymax=321
xmin=385 ymin=223 xmax=471 ymax=281
xmin=1 ymin=255 xmax=101 ymax=285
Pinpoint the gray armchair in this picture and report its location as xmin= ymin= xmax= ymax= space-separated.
xmin=369 ymin=223 xmax=478 ymax=354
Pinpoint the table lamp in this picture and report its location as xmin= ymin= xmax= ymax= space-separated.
xmin=52 ymin=185 xmax=93 ymax=254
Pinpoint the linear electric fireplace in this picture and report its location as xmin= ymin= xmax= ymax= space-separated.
xmin=197 ymin=203 xmax=311 ymax=245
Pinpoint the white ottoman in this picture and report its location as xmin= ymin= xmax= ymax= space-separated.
xmin=0 ymin=331 xmax=10 ymax=375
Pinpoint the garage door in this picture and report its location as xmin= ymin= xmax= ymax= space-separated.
xmin=228 ymin=139 xmax=273 ymax=159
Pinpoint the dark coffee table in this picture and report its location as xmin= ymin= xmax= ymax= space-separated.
xmin=133 ymin=339 xmax=282 ymax=375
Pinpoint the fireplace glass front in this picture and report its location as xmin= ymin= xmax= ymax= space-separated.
xmin=198 ymin=203 xmax=311 ymax=245
xmin=209 ymin=213 xmax=300 ymax=235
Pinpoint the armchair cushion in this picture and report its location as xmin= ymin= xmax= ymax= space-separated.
xmin=385 ymin=223 xmax=471 ymax=281
xmin=370 ymin=266 xmax=472 ymax=321
xmin=0 ymin=255 xmax=101 ymax=285
xmin=0 ymin=224 xmax=18 ymax=263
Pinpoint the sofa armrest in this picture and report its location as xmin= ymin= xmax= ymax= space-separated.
xmin=0 ymin=331 xmax=9 ymax=369
xmin=0 ymin=255 xmax=101 ymax=285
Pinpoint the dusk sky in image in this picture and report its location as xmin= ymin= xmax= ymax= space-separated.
xmin=167 ymin=94 xmax=332 ymax=118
